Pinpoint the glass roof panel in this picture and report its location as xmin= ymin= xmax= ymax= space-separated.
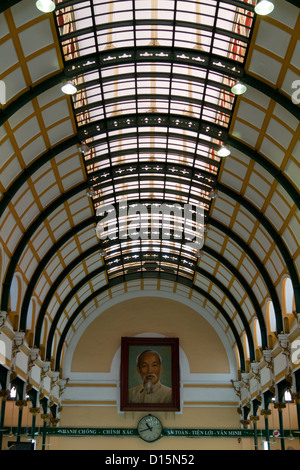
xmin=55 ymin=0 xmax=254 ymax=283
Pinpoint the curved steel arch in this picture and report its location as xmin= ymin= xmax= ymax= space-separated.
xmin=6 ymin=173 xmax=294 ymax=335
xmin=31 ymin=210 xmax=281 ymax=347
xmin=209 ymin=217 xmax=282 ymax=329
xmin=46 ymin=264 xmax=253 ymax=365
xmin=1 ymin=43 xmax=299 ymax=129
xmin=94 ymin=178 xmax=298 ymax=318
xmin=53 ymin=280 xmax=247 ymax=373
xmin=0 ymin=136 xmax=79 ymax=220
xmin=16 ymin=213 xmax=96 ymax=330
xmin=3 ymin=178 xmax=264 ymax=359
xmin=1 ymin=0 xmax=298 ymax=15
xmin=33 ymin=214 xmax=281 ymax=355
xmin=200 ymin=245 xmax=267 ymax=343
xmin=35 ymin=242 xmax=255 ymax=358
xmin=217 ymin=182 xmax=300 ymax=315
xmin=40 ymin=232 xmax=264 ymax=357
xmin=0 ymin=182 xmax=90 ymax=313
xmin=34 ymin=244 xmax=105 ymax=344
xmin=227 ymin=137 xmax=300 ymax=208
xmin=2 ymin=154 xmax=295 ymax=337
xmin=0 ymin=129 xmax=298 ymax=223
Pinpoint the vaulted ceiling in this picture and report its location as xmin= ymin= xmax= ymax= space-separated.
xmin=0 ymin=0 xmax=299 ymax=375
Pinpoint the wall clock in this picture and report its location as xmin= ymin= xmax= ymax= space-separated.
xmin=137 ymin=414 xmax=163 ymax=442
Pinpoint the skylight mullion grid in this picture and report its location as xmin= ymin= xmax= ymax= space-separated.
xmin=88 ymin=0 xmax=128 ymax=275
xmin=168 ymin=0 xmax=220 ymax=277
xmin=84 ymin=130 xmax=222 ymax=172
xmin=73 ymin=75 xmax=233 ymax=128
xmin=55 ymin=0 xmax=255 ymax=283
xmin=157 ymin=0 xmax=180 ymax=277
xmin=101 ymin=220 xmax=200 ymax=281
xmin=57 ymin=0 xmax=252 ymax=58
xmin=132 ymin=0 xmax=144 ymax=273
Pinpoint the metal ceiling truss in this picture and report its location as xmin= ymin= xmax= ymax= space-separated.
xmin=1 ymin=0 xmax=299 ymax=374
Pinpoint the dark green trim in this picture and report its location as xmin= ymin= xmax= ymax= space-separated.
xmin=197 ymin=266 xmax=256 ymax=358
xmin=1 ymin=215 xmax=94 ymax=317
xmin=217 ymin=182 xmax=300 ymax=321
xmin=34 ymin=244 xmax=104 ymax=342
xmin=3 ymin=171 xmax=296 ymax=339
xmin=209 ymin=218 xmax=281 ymax=336
xmin=0 ymin=136 xmax=79 ymax=220
xmin=227 ymin=137 xmax=300 ymax=209
xmin=12 ymin=185 xmax=266 ymax=340
xmin=241 ymin=74 xmax=300 ymax=121
xmin=201 ymin=245 xmax=267 ymax=343
xmin=44 ymin=259 xmax=254 ymax=362
xmin=0 ymin=72 xmax=65 ymax=127
xmin=0 ymin=0 xmax=23 ymax=13
xmin=1 ymin=182 xmax=89 ymax=314
xmin=1 ymin=45 xmax=299 ymax=127
xmin=53 ymin=278 xmax=246 ymax=372
xmin=34 ymin=214 xmax=284 ymax=358
xmin=2 ymin=0 xmax=298 ymax=15
xmin=45 ymin=265 xmax=106 ymax=358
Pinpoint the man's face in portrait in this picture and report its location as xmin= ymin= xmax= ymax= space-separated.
xmin=137 ymin=351 xmax=162 ymax=387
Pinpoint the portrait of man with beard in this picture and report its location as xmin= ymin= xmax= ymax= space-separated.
xmin=128 ymin=349 xmax=172 ymax=404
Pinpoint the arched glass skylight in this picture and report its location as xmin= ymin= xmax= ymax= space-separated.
xmin=54 ymin=0 xmax=255 ymax=284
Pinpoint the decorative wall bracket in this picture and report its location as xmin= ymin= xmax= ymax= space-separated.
xmin=263 ymin=349 xmax=275 ymax=395
xmin=26 ymin=347 xmax=40 ymax=393
xmin=277 ymin=333 xmax=293 ymax=383
xmin=251 ymin=362 xmax=262 ymax=402
xmin=11 ymin=331 xmax=25 ymax=359
xmin=241 ymin=373 xmax=251 ymax=408
xmin=0 ymin=311 xmax=8 ymax=333
xmin=39 ymin=361 xmax=51 ymax=399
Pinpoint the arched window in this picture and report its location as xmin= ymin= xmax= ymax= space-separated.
xmin=282 ymin=277 xmax=295 ymax=315
xmin=10 ymin=275 xmax=19 ymax=312
xmin=235 ymin=345 xmax=241 ymax=371
xmin=9 ymin=386 xmax=17 ymax=399
xmin=243 ymin=333 xmax=250 ymax=360
xmin=284 ymin=389 xmax=293 ymax=403
xmin=254 ymin=318 xmax=262 ymax=348
xmin=26 ymin=298 xmax=34 ymax=331
xmin=266 ymin=301 xmax=276 ymax=333
xmin=266 ymin=301 xmax=277 ymax=348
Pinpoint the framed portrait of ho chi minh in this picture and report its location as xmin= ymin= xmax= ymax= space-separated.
xmin=120 ymin=336 xmax=180 ymax=411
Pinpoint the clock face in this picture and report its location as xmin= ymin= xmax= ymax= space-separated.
xmin=137 ymin=415 xmax=162 ymax=442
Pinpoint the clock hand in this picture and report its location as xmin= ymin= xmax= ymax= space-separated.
xmin=139 ymin=428 xmax=152 ymax=433
xmin=146 ymin=423 xmax=153 ymax=431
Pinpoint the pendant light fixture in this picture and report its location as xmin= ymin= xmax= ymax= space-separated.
xmin=36 ymin=0 xmax=56 ymax=13
xmin=231 ymin=82 xmax=247 ymax=96
xmin=61 ymin=82 xmax=78 ymax=95
xmin=217 ymin=145 xmax=231 ymax=157
xmin=254 ymin=0 xmax=274 ymax=16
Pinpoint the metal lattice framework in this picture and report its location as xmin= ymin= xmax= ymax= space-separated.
xmin=0 ymin=0 xmax=299 ymax=374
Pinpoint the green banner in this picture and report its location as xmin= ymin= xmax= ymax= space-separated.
xmin=45 ymin=427 xmax=255 ymax=437
xmin=2 ymin=427 xmax=298 ymax=438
